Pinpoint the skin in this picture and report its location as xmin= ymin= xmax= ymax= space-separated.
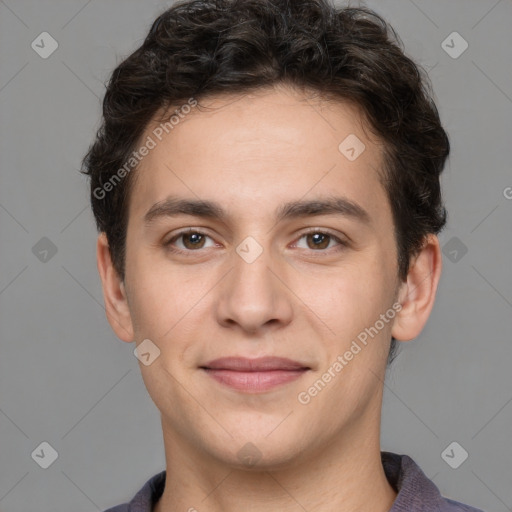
xmin=97 ymin=84 xmax=442 ymax=512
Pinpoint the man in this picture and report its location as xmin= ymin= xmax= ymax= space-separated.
xmin=82 ymin=0 xmax=484 ymax=510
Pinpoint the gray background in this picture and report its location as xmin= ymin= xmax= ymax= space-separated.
xmin=0 ymin=0 xmax=511 ymax=510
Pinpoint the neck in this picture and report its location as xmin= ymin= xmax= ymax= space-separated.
xmin=153 ymin=413 xmax=396 ymax=512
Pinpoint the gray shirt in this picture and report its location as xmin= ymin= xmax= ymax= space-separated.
xmin=103 ymin=452 xmax=484 ymax=511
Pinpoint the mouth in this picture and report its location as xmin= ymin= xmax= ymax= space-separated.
xmin=200 ymin=356 xmax=310 ymax=393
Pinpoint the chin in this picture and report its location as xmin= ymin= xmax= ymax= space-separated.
xmin=209 ymin=431 xmax=308 ymax=471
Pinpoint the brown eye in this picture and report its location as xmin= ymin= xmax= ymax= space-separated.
xmin=293 ymin=230 xmax=347 ymax=253
xmin=305 ymin=232 xmax=331 ymax=250
xmin=181 ymin=232 xmax=206 ymax=249
xmin=165 ymin=229 xmax=216 ymax=253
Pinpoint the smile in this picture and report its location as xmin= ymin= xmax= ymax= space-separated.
xmin=200 ymin=356 xmax=310 ymax=392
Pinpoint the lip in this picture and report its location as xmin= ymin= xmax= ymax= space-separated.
xmin=202 ymin=356 xmax=309 ymax=371
xmin=200 ymin=357 xmax=310 ymax=393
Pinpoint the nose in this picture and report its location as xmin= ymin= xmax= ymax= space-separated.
xmin=215 ymin=243 xmax=294 ymax=335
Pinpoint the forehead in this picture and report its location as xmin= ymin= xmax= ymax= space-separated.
xmin=129 ymin=86 xmax=390 ymax=227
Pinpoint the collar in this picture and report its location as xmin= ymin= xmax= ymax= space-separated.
xmin=122 ymin=452 xmax=482 ymax=512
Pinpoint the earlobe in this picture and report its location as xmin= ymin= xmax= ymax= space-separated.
xmin=391 ymin=234 xmax=442 ymax=342
xmin=96 ymin=232 xmax=134 ymax=342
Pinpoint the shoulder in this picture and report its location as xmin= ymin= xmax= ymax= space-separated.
xmin=101 ymin=470 xmax=166 ymax=512
xmin=382 ymin=452 xmax=485 ymax=512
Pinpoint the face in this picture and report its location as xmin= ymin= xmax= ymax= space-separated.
xmin=101 ymin=85 xmax=426 ymax=469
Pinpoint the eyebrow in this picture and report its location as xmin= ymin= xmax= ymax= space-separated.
xmin=143 ymin=195 xmax=371 ymax=226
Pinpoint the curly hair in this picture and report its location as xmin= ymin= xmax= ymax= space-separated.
xmin=81 ymin=0 xmax=450 ymax=365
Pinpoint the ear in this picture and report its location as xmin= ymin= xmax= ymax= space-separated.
xmin=96 ymin=232 xmax=134 ymax=342
xmin=391 ymin=234 xmax=442 ymax=342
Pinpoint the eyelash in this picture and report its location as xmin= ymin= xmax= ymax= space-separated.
xmin=163 ymin=227 xmax=348 ymax=256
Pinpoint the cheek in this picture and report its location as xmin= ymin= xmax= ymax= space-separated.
xmin=296 ymin=255 xmax=395 ymax=345
xmin=125 ymin=262 xmax=184 ymax=340
xmin=126 ymin=255 xmax=217 ymax=353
